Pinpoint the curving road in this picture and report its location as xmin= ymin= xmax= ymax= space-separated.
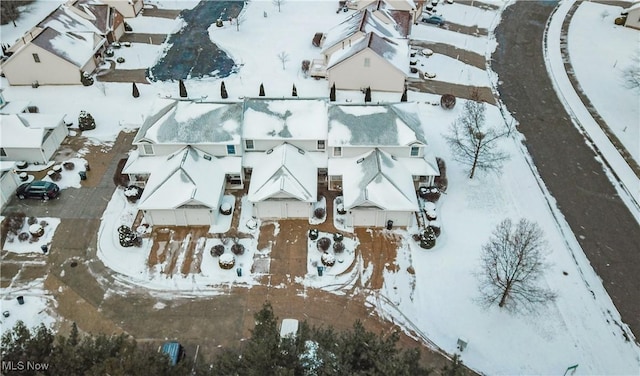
xmin=492 ymin=1 xmax=640 ymax=337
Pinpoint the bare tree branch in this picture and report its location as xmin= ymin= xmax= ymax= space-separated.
xmin=277 ymin=51 xmax=289 ymax=70
xmin=444 ymin=99 xmax=509 ymax=178
xmin=477 ymin=218 xmax=557 ymax=313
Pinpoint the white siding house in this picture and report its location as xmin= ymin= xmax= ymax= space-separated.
xmin=137 ymin=147 xmax=225 ymax=227
xmin=99 ymin=0 xmax=144 ymax=18
xmin=623 ymin=1 xmax=640 ymax=29
xmin=0 ymin=114 xmax=68 ymax=164
xmin=1 ymin=162 xmax=20 ymax=210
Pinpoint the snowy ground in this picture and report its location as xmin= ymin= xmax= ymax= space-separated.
xmin=0 ymin=279 xmax=57 ymax=335
xmin=567 ymin=2 xmax=639 ymax=164
xmin=2 ymin=217 xmax=60 ymax=254
xmin=2 ymin=0 xmax=639 ymax=373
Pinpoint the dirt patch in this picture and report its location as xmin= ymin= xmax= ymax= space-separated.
xmin=257 ymin=223 xmax=276 ymax=250
xmin=148 ymin=227 xmax=209 ymax=276
xmin=356 ymin=228 xmax=401 ymax=290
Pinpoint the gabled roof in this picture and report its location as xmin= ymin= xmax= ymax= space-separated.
xmin=242 ymin=99 xmax=327 ymax=140
xmin=247 ymin=143 xmax=318 ymax=203
xmin=328 ymin=103 xmax=426 ymax=146
xmin=135 ymin=99 xmax=243 ymax=144
xmin=0 ymin=114 xmax=65 ymax=148
xmin=38 ymin=5 xmax=103 ymax=35
xmin=322 ymin=9 xmax=403 ymax=53
xmin=326 ymin=32 xmax=409 ymax=74
xmin=342 ymin=149 xmax=418 ymax=211
xmin=31 ymin=27 xmax=103 ymax=67
xmin=138 ymin=147 xmax=225 ymax=210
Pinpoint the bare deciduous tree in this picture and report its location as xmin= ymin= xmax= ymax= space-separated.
xmin=477 ymin=218 xmax=557 ymax=312
xmin=273 ymin=0 xmax=285 ymax=12
xmin=445 ymin=97 xmax=509 ymax=178
xmin=277 ymin=51 xmax=289 ymax=70
xmin=622 ymin=52 xmax=640 ymax=93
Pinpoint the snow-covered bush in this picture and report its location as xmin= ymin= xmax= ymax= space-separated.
xmin=314 ymin=207 xmax=325 ymax=219
xmin=219 ymin=253 xmax=235 ymax=269
xmin=317 ymin=237 xmax=331 ymax=251
xmin=309 ymin=229 xmax=319 ymax=240
xmin=440 ymin=94 xmax=456 ymax=109
xmin=18 ymin=232 xmax=29 ymax=242
xmin=333 ymin=241 xmax=345 ymax=253
xmin=63 ymin=161 xmax=75 ymax=170
xmin=231 ymin=242 xmax=245 ymax=256
xmin=420 ymin=227 xmax=436 ymax=249
xmin=27 ymin=216 xmax=38 ymax=225
xmin=220 ymin=202 xmax=232 ymax=215
xmin=321 ymin=252 xmax=335 ymax=267
xmin=210 ymin=245 xmax=225 ymax=257
xmin=78 ymin=111 xmax=96 ymax=131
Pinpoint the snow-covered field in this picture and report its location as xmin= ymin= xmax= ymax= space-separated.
xmin=0 ymin=279 xmax=57 ymax=335
xmin=1 ymin=0 xmax=639 ymax=374
xmin=567 ymin=2 xmax=640 ymax=164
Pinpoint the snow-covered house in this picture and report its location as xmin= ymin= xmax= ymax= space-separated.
xmin=98 ymin=0 xmax=144 ymax=18
xmin=242 ymin=99 xmax=327 ymax=219
xmin=623 ymin=1 xmax=640 ymax=29
xmin=0 ymin=113 xmax=69 ymax=164
xmin=332 ymin=148 xmax=419 ymax=227
xmin=0 ymin=162 xmax=20 ymax=210
xmin=247 ymin=143 xmax=318 ymax=219
xmin=137 ymin=147 xmax=225 ymax=227
xmin=347 ymin=0 xmax=423 ymax=25
xmin=125 ymin=99 xmax=244 ymax=189
xmin=1 ymin=27 xmax=106 ymax=86
xmin=61 ymin=0 xmax=126 ymax=42
xmin=327 ymin=102 xmax=438 ymax=195
xmin=326 ymin=32 xmax=409 ymax=92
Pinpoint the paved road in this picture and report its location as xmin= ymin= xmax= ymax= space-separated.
xmin=492 ymin=1 xmax=640 ymax=337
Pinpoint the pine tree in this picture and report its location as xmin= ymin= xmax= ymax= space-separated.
xmin=292 ymin=84 xmax=297 ymax=97
xmin=401 ymin=86 xmax=407 ymax=102
xmin=330 ymin=83 xmax=336 ymax=102
xmin=179 ymin=79 xmax=187 ymax=98
xmin=364 ymin=87 xmax=371 ymax=102
xmin=221 ymin=81 xmax=228 ymax=99
xmin=132 ymin=82 xmax=139 ymax=98
xmin=259 ymin=83 xmax=265 ymax=97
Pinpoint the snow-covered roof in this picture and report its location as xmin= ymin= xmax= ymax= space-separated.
xmin=243 ymin=150 xmax=328 ymax=169
xmin=31 ymin=27 xmax=103 ymax=68
xmin=0 ymin=101 xmax=30 ymax=114
xmin=337 ymin=149 xmax=418 ymax=211
xmin=123 ymin=148 xmax=242 ymax=174
xmin=0 ymin=161 xmax=17 ymax=172
xmin=242 ymin=99 xmax=327 ymax=140
xmin=247 ymin=143 xmax=318 ymax=203
xmin=396 ymin=155 xmax=440 ymax=177
xmin=135 ymin=100 xmax=243 ymax=145
xmin=138 ymin=147 xmax=226 ymax=210
xmin=326 ymin=32 xmax=409 ymax=74
xmin=328 ymin=103 xmax=426 ymax=146
xmin=38 ymin=5 xmax=103 ymax=35
xmin=321 ymin=9 xmax=403 ymax=53
xmin=624 ymin=0 xmax=640 ymax=12
xmin=0 ymin=114 xmax=65 ymax=149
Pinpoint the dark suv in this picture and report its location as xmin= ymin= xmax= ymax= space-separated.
xmin=16 ymin=181 xmax=60 ymax=200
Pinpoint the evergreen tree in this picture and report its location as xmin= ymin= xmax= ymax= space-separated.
xmin=221 ymin=81 xmax=228 ymax=99
xmin=259 ymin=83 xmax=265 ymax=96
xmin=292 ymin=84 xmax=297 ymax=97
xmin=78 ymin=110 xmax=96 ymax=130
xmin=132 ymin=82 xmax=140 ymax=98
xmin=401 ymin=86 xmax=408 ymax=102
xmin=330 ymin=82 xmax=336 ymax=102
xmin=179 ymin=79 xmax=187 ymax=98
xmin=365 ymin=86 xmax=372 ymax=102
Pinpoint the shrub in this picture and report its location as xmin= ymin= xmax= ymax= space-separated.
xmin=412 ymin=233 xmax=421 ymax=242
xmin=309 ymin=229 xmax=319 ymax=240
xmin=63 ymin=161 xmax=75 ymax=170
xmin=440 ymin=94 xmax=456 ymax=109
xmin=434 ymin=157 xmax=448 ymax=192
xmin=116 ymin=57 xmax=125 ymax=63
xmin=210 ymin=244 xmax=225 ymax=257
xmin=428 ymin=224 xmax=441 ymax=238
xmin=333 ymin=241 xmax=345 ymax=253
xmin=27 ymin=216 xmax=38 ymax=225
xmin=3 ymin=213 xmax=25 ymax=236
xmin=39 ymin=220 xmax=48 ymax=228
xmin=614 ymin=16 xmax=626 ymax=25
xmin=18 ymin=232 xmax=29 ymax=242
xmin=314 ymin=207 xmax=325 ymax=219
xmin=231 ymin=243 xmax=245 ymax=256
xmin=78 ymin=111 xmax=96 ymax=131
xmin=333 ymin=232 xmax=344 ymax=242
xmin=317 ymin=237 xmax=331 ymax=251
xmin=301 ymin=60 xmax=310 ymax=73
xmin=420 ymin=227 xmax=436 ymax=249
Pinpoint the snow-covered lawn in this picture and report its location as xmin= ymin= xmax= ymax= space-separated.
xmin=109 ymin=43 xmax=166 ymax=70
xmin=427 ymin=1 xmax=499 ymax=29
xmin=124 ymin=16 xmax=184 ymax=34
xmin=2 ymin=217 xmax=60 ymax=254
xmin=41 ymin=158 xmax=87 ymax=190
xmin=568 ymin=2 xmax=640 ymax=164
xmin=0 ymin=279 xmax=57 ymax=335
xmin=411 ymin=23 xmax=497 ymax=55
xmin=409 ymin=53 xmax=490 ymax=86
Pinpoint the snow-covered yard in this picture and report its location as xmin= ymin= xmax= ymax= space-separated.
xmin=0 ymin=279 xmax=57 ymax=335
xmin=1 ymin=0 xmax=639 ymax=374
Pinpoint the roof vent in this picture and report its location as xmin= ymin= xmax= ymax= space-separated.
xmin=266 ymin=148 xmax=273 ymax=154
xmin=203 ymin=154 xmax=212 ymax=161
xmin=297 ymin=148 xmax=305 ymax=155
xmin=356 ymin=157 xmax=365 ymax=164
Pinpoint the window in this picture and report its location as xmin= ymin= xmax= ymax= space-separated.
xmin=227 ymin=144 xmax=236 ymax=155
xmin=333 ymin=147 xmax=342 ymax=157
xmin=32 ymin=53 xmax=40 ymax=63
xmin=142 ymin=144 xmax=154 ymax=155
xmin=364 ymin=57 xmax=370 ymax=67
xmin=245 ymin=140 xmax=254 ymax=149
xmin=410 ymin=146 xmax=419 ymax=157
xmin=317 ymin=140 xmax=325 ymax=150
xmin=0 ymin=147 xmax=6 ymax=157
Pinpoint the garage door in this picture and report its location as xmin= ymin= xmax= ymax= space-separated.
xmin=184 ymin=209 xmax=212 ymax=225
xmin=256 ymin=201 xmax=283 ymax=219
xmin=146 ymin=209 xmax=212 ymax=226
xmin=256 ymin=201 xmax=310 ymax=219
xmin=352 ymin=209 xmax=377 ymax=227
xmin=285 ymin=201 xmax=310 ymax=218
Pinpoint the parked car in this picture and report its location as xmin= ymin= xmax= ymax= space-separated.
xmin=422 ymin=15 xmax=445 ymax=26
xmin=16 ymin=181 xmax=59 ymax=200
